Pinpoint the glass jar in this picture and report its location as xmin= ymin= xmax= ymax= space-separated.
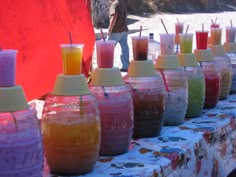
xmin=226 ymin=53 xmax=236 ymax=94
xmin=209 ymin=45 xmax=233 ymax=100
xmin=89 ymin=85 xmax=133 ymax=155
xmin=184 ymin=66 xmax=205 ymax=118
xmin=42 ymin=94 xmax=100 ymax=175
xmin=0 ymin=87 xmax=43 ymax=177
xmin=42 ymin=74 xmax=100 ymax=176
xmin=213 ymin=56 xmax=232 ymax=100
xmin=124 ymin=75 xmax=165 ymax=138
xmin=156 ymin=68 xmax=188 ymax=125
xmin=199 ymin=61 xmax=221 ymax=109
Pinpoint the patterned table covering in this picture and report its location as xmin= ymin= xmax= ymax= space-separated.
xmin=43 ymin=94 xmax=236 ymax=177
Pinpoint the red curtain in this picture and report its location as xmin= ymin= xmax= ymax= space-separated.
xmin=0 ymin=0 xmax=95 ymax=101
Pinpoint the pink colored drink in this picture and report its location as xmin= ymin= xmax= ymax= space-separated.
xmin=196 ymin=31 xmax=209 ymax=49
xmin=175 ymin=23 xmax=184 ymax=44
xmin=226 ymin=26 xmax=236 ymax=43
xmin=96 ymin=40 xmax=115 ymax=68
xmin=0 ymin=50 xmax=17 ymax=87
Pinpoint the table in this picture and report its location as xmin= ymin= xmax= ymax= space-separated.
xmin=42 ymin=94 xmax=236 ymax=177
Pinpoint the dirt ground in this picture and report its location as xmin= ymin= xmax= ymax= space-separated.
xmin=93 ymin=10 xmax=236 ymax=70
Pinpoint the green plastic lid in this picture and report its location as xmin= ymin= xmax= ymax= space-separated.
xmin=52 ymin=74 xmax=90 ymax=96
xmin=177 ymin=53 xmax=198 ymax=67
xmin=155 ymin=55 xmax=181 ymax=69
xmin=127 ymin=60 xmax=157 ymax=77
xmin=91 ymin=67 xmax=125 ymax=86
xmin=0 ymin=86 xmax=28 ymax=112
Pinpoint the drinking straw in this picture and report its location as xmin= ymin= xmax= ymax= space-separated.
xmin=211 ymin=19 xmax=214 ymax=25
xmin=160 ymin=69 xmax=170 ymax=92
xmin=69 ymin=32 xmax=73 ymax=45
xmin=139 ymin=25 xmax=142 ymax=37
xmin=215 ymin=17 xmax=217 ymax=24
xmin=177 ymin=18 xmax=179 ymax=23
xmin=202 ymin=23 xmax=204 ymax=32
xmin=100 ymin=28 xmax=106 ymax=41
xmin=161 ymin=19 xmax=168 ymax=34
xmin=230 ymin=20 xmax=233 ymax=27
xmin=102 ymin=86 xmax=109 ymax=98
xmin=185 ymin=25 xmax=189 ymax=34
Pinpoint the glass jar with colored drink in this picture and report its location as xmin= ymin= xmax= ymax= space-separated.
xmin=124 ymin=60 xmax=165 ymax=138
xmin=195 ymin=49 xmax=221 ymax=109
xmin=209 ymin=45 xmax=233 ymax=100
xmin=42 ymin=74 xmax=100 ymax=176
xmin=89 ymin=67 xmax=133 ymax=156
xmin=155 ymin=55 xmax=188 ymax=125
xmin=177 ymin=54 xmax=205 ymax=118
xmin=0 ymin=87 xmax=44 ymax=177
xmin=224 ymin=43 xmax=236 ymax=94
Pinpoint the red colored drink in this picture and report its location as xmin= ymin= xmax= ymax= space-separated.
xmin=96 ymin=40 xmax=115 ymax=68
xmin=196 ymin=31 xmax=209 ymax=50
xmin=203 ymin=74 xmax=221 ymax=109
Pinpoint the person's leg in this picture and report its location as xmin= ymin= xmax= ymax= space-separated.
xmin=118 ymin=32 xmax=130 ymax=69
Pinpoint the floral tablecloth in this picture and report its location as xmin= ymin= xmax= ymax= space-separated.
xmin=43 ymin=94 xmax=236 ymax=177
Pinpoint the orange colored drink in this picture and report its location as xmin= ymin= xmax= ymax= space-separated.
xmin=61 ymin=44 xmax=84 ymax=75
xmin=42 ymin=115 xmax=100 ymax=176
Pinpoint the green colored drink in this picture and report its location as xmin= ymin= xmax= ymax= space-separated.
xmin=179 ymin=34 xmax=193 ymax=53
xmin=186 ymin=76 xmax=205 ymax=118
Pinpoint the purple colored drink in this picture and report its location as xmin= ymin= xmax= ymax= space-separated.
xmin=0 ymin=50 xmax=17 ymax=87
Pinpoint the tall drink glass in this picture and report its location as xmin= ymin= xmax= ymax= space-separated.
xmin=131 ymin=36 xmax=149 ymax=61
xmin=160 ymin=34 xmax=175 ymax=55
xmin=196 ymin=31 xmax=209 ymax=49
xmin=0 ymin=50 xmax=17 ymax=87
xmin=61 ymin=44 xmax=84 ymax=75
xmin=96 ymin=40 xmax=115 ymax=68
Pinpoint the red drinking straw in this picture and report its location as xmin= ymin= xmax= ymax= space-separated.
xmin=161 ymin=19 xmax=168 ymax=34
xmin=139 ymin=25 xmax=142 ymax=37
xmin=160 ymin=69 xmax=170 ymax=92
xmin=100 ymin=28 xmax=106 ymax=41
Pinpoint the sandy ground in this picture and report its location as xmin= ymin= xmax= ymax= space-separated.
xmin=93 ymin=11 xmax=236 ymax=69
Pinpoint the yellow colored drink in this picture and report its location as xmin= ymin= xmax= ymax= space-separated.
xmin=61 ymin=44 xmax=84 ymax=75
xmin=42 ymin=116 xmax=100 ymax=176
xmin=210 ymin=28 xmax=222 ymax=45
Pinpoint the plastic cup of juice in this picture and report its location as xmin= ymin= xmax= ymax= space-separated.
xmin=196 ymin=31 xmax=209 ymax=49
xmin=179 ymin=33 xmax=193 ymax=53
xmin=96 ymin=40 xmax=115 ymax=68
xmin=175 ymin=23 xmax=184 ymax=44
xmin=131 ymin=36 xmax=149 ymax=61
xmin=61 ymin=44 xmax=84 ymax=75
xmin=0 ymin=50 xmax=17 ymax=87
xmin=210 ymin=28 xmax=222 ymax=45
xmin=160 ymin=34 xmax=175 ymax=55
xmin=225 ymin=26 xmax=236 ymax=43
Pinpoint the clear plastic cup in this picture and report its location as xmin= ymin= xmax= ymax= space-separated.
xmin=179 ymin=33 xmax=193 ymax=53
xmin=225 ymin=26 xmax=236 ymax=43
xmin=96 ymin=40 xmax=115 ymax=68
xmin=60 ymin=44 xmax=84 ymax=75
xmin=0 ymin=50 xmax=17 ymax=87
xmin=210 ymin=28 xmax=222 ymax=45
xmin=131 ymin=36 xmax=149 ymax=61
xmin=160 ymin=34 xmax=175 ymax=55
xmin=196 ymin=31 xmax=209 ymax=50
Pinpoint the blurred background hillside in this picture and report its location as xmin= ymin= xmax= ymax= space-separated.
xmin=91 ymin=0 xmax=236 ymax=28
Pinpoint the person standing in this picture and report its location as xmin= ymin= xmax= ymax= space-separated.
xmin=108 ymin=0 xmax=129 ymax=72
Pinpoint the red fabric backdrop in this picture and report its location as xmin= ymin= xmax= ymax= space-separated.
xmin=0 ymin=0 xmax=95 ymax=101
